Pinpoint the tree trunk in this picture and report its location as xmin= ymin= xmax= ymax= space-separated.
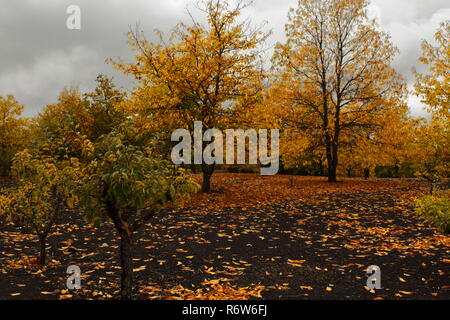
xmin=327 ymin=161 xmax=337 ymax=182
xmin=325 ymin=136 xmax=338 ymax=183
xmin=202 ymin=172 xmax=212 ymax=193
xmin=430 ymin=180 xmax=435 ymax=195
xmin=201 ymin=163 xmax=215 ymax=193
xmin=318 ymin=160 xmax=325 ymax=176
xmin=364 ymin=168 xmax=370 ymax=180
xmin=347 ymin=167 xmax=352 ymax=178
xmin=119 ymin=232 xmax=133 ymax=300
xmin=325 ymin=145 xmax=335 ymax=183
xmin=394 ymin=164 xmax=400 ymax=178
xmin=38 ymin=235 xmax=46 ymax=266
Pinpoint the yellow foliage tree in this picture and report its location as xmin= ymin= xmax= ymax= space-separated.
xmin=35 ymin=87 xmax=90 ymax=159
xmin=413 ymin=21 xmax=450 ymax=191
xmin=338 ymin=106 xmax=416 ymax=178
xmin=0 ymin=95 xmax=31 ymax=175
xmin=1 ymin=150 xmax=80 ymax=265
xmin=272 ymin=0 xmax=406 ymax=182
xmin=414 ymin=21 xmax=449 ymax=123
xmin=113 ymin=0 xmax=269 ymax=192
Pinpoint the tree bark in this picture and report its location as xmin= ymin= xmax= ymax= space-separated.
xmin=201 ymin=163 xmax=215 ymax=193
xmin=318 ymin=159 xmax=325 ymax=176
xmin=119 ymin=232 xmax=133 ymax=300
xmin=394 ymin=164 xmax=400 ymax=178
xmin=325 ymin=135 xmax=336 ymax=182
xmin=38 ymin=235 xmax=46 ymax=266
xmin=324 ymin=120 xmax=339 ymax=182
xmin=429 ymin=179 xmax=437 ymax=195
xmin=326 ymin=140 xmax=338 ymax=182
xmin=364 ymin=168 xmax=370 ymax=180
xmin=327 ymin=160 xmax=337 ymax=182
xmin=347 ymin=167 xmax=352 ymax=178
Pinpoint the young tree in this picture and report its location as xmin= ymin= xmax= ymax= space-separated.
xmin=35 ymin=76 xmax=126 ymax=160
xmin=113 ymin=0 xmax=269 ymax=192
xmin=0 ymin=95 xmax=31 ymax=175
xmin=83 ymin=74 xmax=127 ymax=142
xmin=77 ymin=132 xmax=199 ymax=299
xmin=35 ymin=87 xmax=90 ymax=160
xmin=0 ymin=151 xmax=79 ymax=265
xmin=272 ymin=0 xmax=405 ymax=182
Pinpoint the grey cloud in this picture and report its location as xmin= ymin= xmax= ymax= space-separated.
xmin=0 ymin=0 xmax=448 ymax=118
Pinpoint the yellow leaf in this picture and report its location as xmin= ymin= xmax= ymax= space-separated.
xmin=133 ymin=266 xmax=146 ymax=272
xmin=299 ymin=286 xmax=313 ymax=291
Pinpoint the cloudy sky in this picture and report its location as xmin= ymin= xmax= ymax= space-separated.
xmin=1 ymin=0 xmax=449 ymax=118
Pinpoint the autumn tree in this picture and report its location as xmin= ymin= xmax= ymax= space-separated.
xmin=413 ymin=21 xmax=450 ymax=191
xmin=77 ymin=132 xmax=199 ymax=299
xmin=83 ymin=74 xmax=127 ymax=141
xmin=0 ymin=151 xmax=79 ymax=265
xmin=34 ymin=87 xmax=90 ymax=160
xmin=413 ymin=120 xmax=449 ymax=193
xmin=113 ymin=0 xmax=269 ymax=192
xmin=272 ymin=0 xmax=406 ymax=182
xmin=337 ymin=105 xmax=416 ymax=178
xmin=34 ymin=76 xmax=126 ymax=160
xmin=0 ymin=95 xmax=31 ymax=175
xmin=414 ymin=21 xmax=449 ymax=123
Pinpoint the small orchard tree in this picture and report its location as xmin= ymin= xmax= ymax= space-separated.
xmin=1 ymin=183 xmax=56 ymax=266
xmin=1 ymin=151 xmax=79 ymax=265
xmin=77 ymin=133 xmax=199 ymax=299
xmin=34 ymin=75 xmax=126 ymax=161
xmin=83 ymin=74 xmax=127 ymax=142
xmin=0 ymin=94 xmax=31 ymax=175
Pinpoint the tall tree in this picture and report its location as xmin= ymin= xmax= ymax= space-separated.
xmin=272 ymin=0 xmax=405 ymax=182
xmin=413 ymin=21 xmax=450 ymax=191
xmin=113 ymin=0 xmax=269 ymax=192
xmin=414 ymin=21 xmax=449 ymax=123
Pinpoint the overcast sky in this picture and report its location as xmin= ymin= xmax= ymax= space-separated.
xmin=1 ymin=0 xmax=449 ymax=118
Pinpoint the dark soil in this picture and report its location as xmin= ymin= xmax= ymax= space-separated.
xmin=0 ymin=177 xmax=448 ymax=300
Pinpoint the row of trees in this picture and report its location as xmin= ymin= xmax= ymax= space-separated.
xmin=0 ymin=0 xmax=448 ymax=299
xmin=111 ymin=0 xmax=448 ymax=189
xmin=1 ymin=0 xmax=448 ymax=190
xmin=0 ymin=76 xmax=200 ymax=299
